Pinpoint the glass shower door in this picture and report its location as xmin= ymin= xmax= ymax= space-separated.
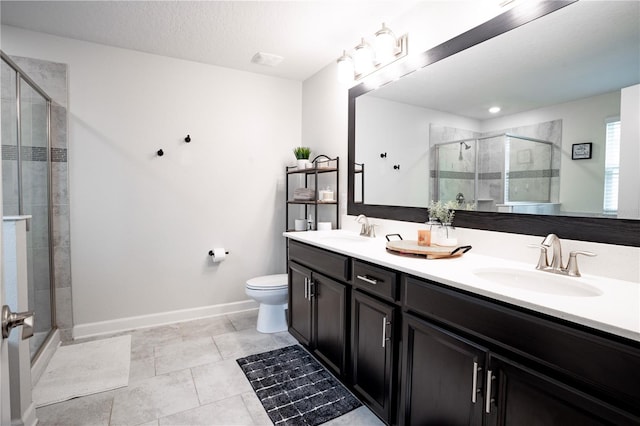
xmin=20 ymin=80 xmax=53 ymax=358
xmin=2 ymin=56 xmax=55 ymax=360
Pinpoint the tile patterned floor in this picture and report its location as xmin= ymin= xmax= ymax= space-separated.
xmin=35 ymin=310 xmax=384 ymax=426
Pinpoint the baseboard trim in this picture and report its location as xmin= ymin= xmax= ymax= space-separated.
xmin=72 ymin=299 xmax=259 ymax=340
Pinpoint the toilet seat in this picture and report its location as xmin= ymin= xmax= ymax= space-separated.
xmin=246 ymin=274 xmax=288 ymax=291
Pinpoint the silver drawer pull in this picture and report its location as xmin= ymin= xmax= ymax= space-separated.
xmin=304 ymin=277 xmax=308 ymax=300
xmin=485 ymin=369 xmax=495 ymax=414
xmin=356 ymin=275 xmax=378 ymax=285
xmin=471 ymin=361 xmax=482 ymax=404
xmin=381 ymin=316 xmax=391 ymax=348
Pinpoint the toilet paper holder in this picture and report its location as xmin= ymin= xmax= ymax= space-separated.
xmin=208 ymin=249 xmax=230 ymax=256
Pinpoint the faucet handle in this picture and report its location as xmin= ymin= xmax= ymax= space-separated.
xmin=528 ymin=244 xmax=549 ymax=270
xmin=369 ymin=224 xmax=378 ymax=238
xmin=565 ymin=251 xmax=596 ymax=277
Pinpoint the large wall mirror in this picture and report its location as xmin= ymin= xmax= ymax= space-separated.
xmin=348 ymin=0 xmax=640 ymax=247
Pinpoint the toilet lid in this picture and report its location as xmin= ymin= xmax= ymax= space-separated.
xmin=246 ymin=274 xmax=288 ymax=290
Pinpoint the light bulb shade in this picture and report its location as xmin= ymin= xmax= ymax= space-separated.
xmin=336 ymin=52 xmax=354 ymax=84
xmin=353 ymin=39 xmax=374 ymax=75
xmin=375 ymin=23 xmax=397 ymax=63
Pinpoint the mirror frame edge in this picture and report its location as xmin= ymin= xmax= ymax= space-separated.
xmin=347 ymin=0 xmax=640 ymax=248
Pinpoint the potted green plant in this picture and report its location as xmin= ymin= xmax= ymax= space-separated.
xmin=293 ymin=147 xmax=312 ymax=169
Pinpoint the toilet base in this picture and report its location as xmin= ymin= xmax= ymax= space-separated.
xmin=257 ymin=303 xmax=288 ymax=333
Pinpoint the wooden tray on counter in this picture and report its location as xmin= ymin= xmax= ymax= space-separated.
xmin=385 ymin=239 xmax=472 ymax=259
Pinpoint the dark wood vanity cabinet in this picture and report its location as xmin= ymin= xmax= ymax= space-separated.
xmin=286 ymin=239 xmax=640 ymax=425
xmin=287 ymin=241 xmax=350 ymax=377
xmin=488 ymin=354 xmax=637 ymax=426
xmin=401 ymin=275 xmax=640 ymax=426
xmin=351 ymin=289 xmax=398 ymax=424
xmin=400 ymin=314 xmax=487 ymax=425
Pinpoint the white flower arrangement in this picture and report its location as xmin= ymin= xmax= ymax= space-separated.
xmin=428 ymin=200 xmax=457 ymax=224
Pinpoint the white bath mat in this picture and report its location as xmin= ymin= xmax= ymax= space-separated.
xmin=33 ymin=335 xmax=131 ymax=407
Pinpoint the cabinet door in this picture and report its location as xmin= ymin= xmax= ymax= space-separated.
xmin=489 ymin=355 xmax=639 ymax=426
xmin=288 ymin=262 xmax=312 ymax=345
xmin=351 ymin=290 xmax=396 ymax=423
xmin=400 ymin=314 xmax=487 ymax=426
xmin=312 ymin=273 xmax=347 ymax=377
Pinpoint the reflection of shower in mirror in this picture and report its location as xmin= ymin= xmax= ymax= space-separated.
xmin=458 ymin=141 xmax=471 ymax=160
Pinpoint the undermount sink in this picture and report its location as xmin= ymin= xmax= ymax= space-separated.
xmin=473 ymin=267 xmax=603 ymax=297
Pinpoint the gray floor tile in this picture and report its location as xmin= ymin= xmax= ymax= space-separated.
xmin=110 ymin=369 xmax=199 ymax=426
xmin=35 ymin=390 xmax=113 ymax=426
xmin=158 ymin=395 xmax=255 ymax=426
xmin=191 ymin=358 xmax=253 ymax=405
xmin=154 ymin=337 xmax=221 ymax=375
xmin=177 ymin=316 xmax=236 ymax=340
xmin=129 ymin=356 xmax=155 ymax=385
xmin=271 ymin=331 xmax=297 ymax=348
xmin=130 ymin=324 xmax=183 ymax=349
xmin=226 ymin=309 xmax=259 ymax=332
xmin=241 ymin=391 xmax=272 ymax=425
xmin=33 ymin=313 xmax=370 ymax=426
xmin=213 ymin=328 xmax=280 ymax=360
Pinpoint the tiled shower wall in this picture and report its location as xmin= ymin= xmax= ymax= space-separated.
xmin=429 ymin=120 xmax=562 ymax=210
xmin=6 ymin=56 xmax=73 ymax=342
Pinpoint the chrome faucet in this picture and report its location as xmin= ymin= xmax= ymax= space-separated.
xmin=355 ymin=214 xmax=376 ymax=237
xmin=531 ymin=234 xmax=596 ymax=277
xmin=541 ymin=233 xmax=563 ymax=271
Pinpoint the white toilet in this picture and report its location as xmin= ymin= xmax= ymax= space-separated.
xmin=245 ymin=274 xmax=288 ymax=333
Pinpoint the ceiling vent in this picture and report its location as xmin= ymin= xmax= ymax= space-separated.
xmin=251 ymin=52 xmax=284 ymax=67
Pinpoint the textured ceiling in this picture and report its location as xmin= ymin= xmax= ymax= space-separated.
xmin=0 ymin=0 xmax=423 ymax=81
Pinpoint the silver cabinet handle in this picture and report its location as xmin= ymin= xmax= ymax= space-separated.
xmin=381 ymin=316 xmax=391 ymax=348
xmin=304 ymin=277 xmax=308 ymax=300
xmin=309 ymin=279 xmax=314 ymax=299
xmin=485 ymin=369 xmax=495 ymax=414
xmin=471 ymin=361 xmax=479 ymax=403
xmin=356 ymin=275 xmax=378 ymax=285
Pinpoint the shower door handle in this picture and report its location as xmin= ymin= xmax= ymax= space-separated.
xmin=1 ymin=305 xmax=34 ymax=340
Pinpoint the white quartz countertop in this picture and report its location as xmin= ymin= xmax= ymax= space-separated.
xmin=284 ymin=230 xmax=640 ymax=343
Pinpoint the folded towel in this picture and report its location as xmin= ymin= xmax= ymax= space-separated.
xmin=293 ymin=188 xmax=315 ymax=200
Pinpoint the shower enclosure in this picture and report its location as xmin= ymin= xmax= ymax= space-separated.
xmin=433 ymin=133 xmax=559 ymax=214
xmin=1 ymin=52 xmax=56 ymax=360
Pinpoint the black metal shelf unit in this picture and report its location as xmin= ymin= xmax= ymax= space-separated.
xmin=286 ymin=156 xmax=339 ymax=232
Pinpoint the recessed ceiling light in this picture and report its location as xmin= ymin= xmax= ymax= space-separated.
xmin=251 ymin=52 xmax=283 ymax=67
xmin=489 ymin=106 xmax=501 ymax=114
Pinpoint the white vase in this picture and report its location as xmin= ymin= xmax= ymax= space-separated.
xmin=297 ymin=159 xmax=310 ymax=170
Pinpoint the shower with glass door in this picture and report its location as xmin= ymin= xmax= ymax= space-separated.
xmin=1 ymin=52 xmax=56 ymax=361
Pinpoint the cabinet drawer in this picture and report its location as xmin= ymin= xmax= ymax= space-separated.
xmin=288 ymin=240 xmax=349 ymax=282
xmin=403 ymin=275 xmax=640 ymax=416
xmin=353 ymin=260 xmax=398 ymax=302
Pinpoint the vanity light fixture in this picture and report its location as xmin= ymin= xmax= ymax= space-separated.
xmin=489 ymin=106 xmax=501 ymax=114
xmin=337 ymin=23 xmax=408 ymax=84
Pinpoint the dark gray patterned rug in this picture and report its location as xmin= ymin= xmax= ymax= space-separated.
xmin=236 ymin=345 xmax=361 ymax=425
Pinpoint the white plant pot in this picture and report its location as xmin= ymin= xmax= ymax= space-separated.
xmin=297 ymin=159 xmax=310 ymax=169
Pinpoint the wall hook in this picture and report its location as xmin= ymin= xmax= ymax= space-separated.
xmin=184 ymin=134 xmax=191 ymax=143
xmin=380 ymin=152 xmax=387 ymax=158
xmin=157 ymin=149 xmax=164 ymax=157
xmin=393 ymin=164 xmax=400 ymax=170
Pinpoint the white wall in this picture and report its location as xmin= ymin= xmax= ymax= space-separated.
xmin=356 ymin=96 xmax=480 ymax=207
xmin=618 ymin=84 xmax=640 ymax=219
xmin=1 ymin=26 xmax=301 ymax=330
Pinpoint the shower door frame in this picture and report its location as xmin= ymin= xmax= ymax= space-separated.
xmin=1 ymin=51 xmax=57 ymax=362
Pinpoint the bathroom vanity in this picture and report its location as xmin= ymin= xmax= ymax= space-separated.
xmin=284 ymin=230 xmax=640 ymax=425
